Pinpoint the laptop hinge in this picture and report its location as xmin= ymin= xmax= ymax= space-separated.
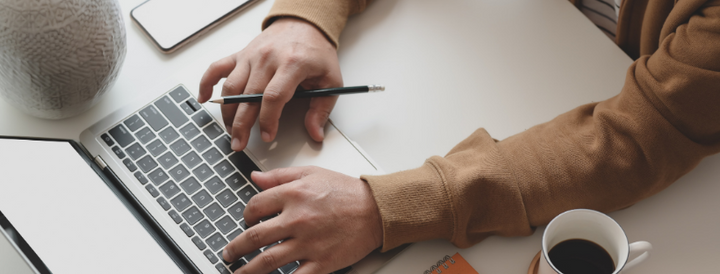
xmin=93 ymin=155 xmax=108 ymax=170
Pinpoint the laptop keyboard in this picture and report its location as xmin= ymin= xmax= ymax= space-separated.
xmin=100 ymin=86 xmax=298 ymax=274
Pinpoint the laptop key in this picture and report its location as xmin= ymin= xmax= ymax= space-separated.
xmin=180 ymin=102 xmax=194 ymax=115
xmin=194 ymin=219 xmax=216 ymax=238
xmin=168 ymin=210 xmax=183 ymax=224
xmin=243 ymin=249 xmax=261 ymax=263
xmin=280 ymin=262 xmax=300 ymax=274
xmin=180 ymin=177 xmax=202 ymax=195
xmin=180 ymin=123 xmax=200 ymax=140
xmin=111 ymin=146 xmax=126 ymax=159
xmin=139 ymin=105 xmax=169 ymax=131
xmin=191 ymin=189 xmax=213 ymax=208
xmin=192 ymin=164 xmax=213 ymax=182
xmin=206 ymin=232 xmax=228 ymax=252
xmin=157 ymin=197 xmax=171 ymax=210
xmin=159 ymin=181 xmax=181 ymax=198
xmin=125 ymin=143 xmax=146 ymax=161
xmin=228 ymin=151 xmax=261 ymax=183
xmin=227 ymin=229 xmax=242 ymax=242
xmin=145 ymin=184 xmax=160 ymax=198
xmin=203 ymin=249 xmax=218 ymax=263
xmin=155 ymin=95 xmax=189 ymax=128
xmin=159 ymin=127 xmax=180 ymax=144
xmin=213 ymin=160 xmax=234 ymax=178
xmin=192 ymin=109 xmax=213 ymax=127
xmin=225 ymin=173 xmax=246 ymax=191
xmin=237 ymin=185 xmax=258 ymax=205
xmin=134 ymin=172 xmax=149 ymax=185
xmin=170 ymin=139 xmax=191 ymax=156
xmin=191 ymin=135 xmax=212 ymax=153
xmin=109 ymin=124 xmax=135 ymax=148
xmin=204 ymin=176 xmax=226 ymax=194
xmin=215 ymin=263 xmax=232 ymax=274
xmin=203 ymin=122 xmax=224 ymax=140
xmin=180 ymin=223 xmax=195 ymax=237
xmin=203 ymin=203 xmax=225 ymax=221
xmin=228 ymin=202 xmax=245 ymax=221
xmin=100 ymin=133 xmax=114 ymax=146
xmin=147 ymin=168 xmax=170 ymax=185
xmin=171 ymin=193 xmax=192 ymax=212
xmin=181 ymin=151 xmax=203 ymax=169
xmin=169 ymin=86 xmax=191 ymax=103
xmin=157 ymin=151 xmax=179 ymax=169
xmin=169 ymin=164 xmax=191 ymax=182
xmin=123 ymin=158 xmax=138 ymax=172
xmin=214 ymin=135 xmax=233 ymax=155
xmin=136 ymin=155 xmax=158 ymax=173
xmin=146 ymin=139 xmax=167 ymax=157
xmin=182 ymin=206 xmax=204 ymax=225
xmin=202 ymin=148 xmax=222 ymax=166
xmin=194 ymin=236 xmax=208 ymax=251
xmin=187 ymin=97 xmax=203 ymax=111
xmin=124 ymin=114 xmax=146 ymax=132
xmin=229 ymin=259 xmax=247 ymax=272
xmin=216 ymin=189 xmax=238 ymax=208
xmin=215 ymin=215 xmax=237 ymax=235
xmin=134 ymin=127 xmax=155 ymax=144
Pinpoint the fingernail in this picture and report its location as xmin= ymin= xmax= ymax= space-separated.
xmin=261 ymin=131 xmax=271 ymax=142
xmin=222 ymin=249 xmax=230 ymax=262
xmin=231 ymin=138 xmax=241 ymax=151
xmin=318 ymin=127 xmax=325 ymax=139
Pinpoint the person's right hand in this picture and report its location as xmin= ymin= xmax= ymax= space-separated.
xmin=198 ymin=17 xmax=343 ymax=152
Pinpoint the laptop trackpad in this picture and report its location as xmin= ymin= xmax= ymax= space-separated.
xmin=0 ymin=139 xmax=181 ymax=273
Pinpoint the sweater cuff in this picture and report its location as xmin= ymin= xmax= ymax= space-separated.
xmin=362 ymin=161 xmax=455 ymax=252
xmin=262 ymin=0 xmax=352 ymax=48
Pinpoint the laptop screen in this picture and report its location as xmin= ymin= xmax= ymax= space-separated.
xmin=0 ymin=138 xmax=181 ymax=273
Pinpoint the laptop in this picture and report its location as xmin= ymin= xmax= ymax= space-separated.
xmin=0 ymin=84 xmax=405 ymax=274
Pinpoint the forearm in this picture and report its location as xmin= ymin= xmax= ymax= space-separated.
xmin=263 ymin=0 xmax=372 ymax=47
xmin=365 ymin=1 xmax=720 ymax=251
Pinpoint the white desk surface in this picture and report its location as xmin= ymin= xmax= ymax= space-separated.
xmin=1 ymin=0 xmax=718 ymax=273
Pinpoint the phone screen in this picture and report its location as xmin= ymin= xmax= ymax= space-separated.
xmin=131 ymin=0 xmax=257 ymax=52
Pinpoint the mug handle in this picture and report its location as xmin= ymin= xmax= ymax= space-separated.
xmin=623 ymin=241 xmax=652 ymax=271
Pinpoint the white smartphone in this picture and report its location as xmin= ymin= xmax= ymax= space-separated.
xmin=131 ymin=0 xmax=260 ymax=53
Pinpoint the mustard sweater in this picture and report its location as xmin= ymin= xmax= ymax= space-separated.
xmin=263 ymin=0 xmax=720 ymax=252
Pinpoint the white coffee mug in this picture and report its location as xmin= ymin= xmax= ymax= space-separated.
xmin=538 ymin=209 xmax=652 ymax=274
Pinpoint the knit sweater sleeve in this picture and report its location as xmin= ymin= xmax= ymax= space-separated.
xmin=262 ymin=0 xmax=371 ymax=48
xmin=363 ymin=0 xmax=720 ymax=252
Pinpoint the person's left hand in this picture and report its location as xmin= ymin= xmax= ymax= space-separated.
xmin=223 ymin=166 xmax=383 ymax=274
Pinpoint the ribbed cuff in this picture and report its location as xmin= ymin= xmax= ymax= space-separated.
xmin=362 ymin=161 xmax=456 ymax=252
xmin=262 ymin=0 xmax=352 ymax=48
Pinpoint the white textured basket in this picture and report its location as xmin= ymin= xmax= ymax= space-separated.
xmin=0 ymin=0 xmax=126 ymax=119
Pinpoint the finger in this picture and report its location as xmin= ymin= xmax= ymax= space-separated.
xmin=258 ymin=65 xmax=307 ymax=142
xmin=242 ymin=185 xmax=286 ymax=226
xmin=224 ymin=217 xmax=290 ymax=264
xmin=219 ymin=61 xmax=250 ymax=130
xmin=229 ymin=101 xmax=259 ymax=151
xmin=236 ymin=240 xmax=301 ymax=274
xmin=199 ymin=56 xmax=236 ymax=103
xmin=251 ymin=167 xmax=315 ymax=191
xmin=229 ymin=64 xmax=273 ymax=151
xmin=304 ymin=95 xmax=338 ymax=142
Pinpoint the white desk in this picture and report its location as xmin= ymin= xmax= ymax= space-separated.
xmin=1 ymin=0 xmax=718 ymax=273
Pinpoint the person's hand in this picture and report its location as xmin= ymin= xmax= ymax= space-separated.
xmin=223 ymin=166 xmax=383 ymax=274
xmin=198 ymin=17 xmax=342 ymax=152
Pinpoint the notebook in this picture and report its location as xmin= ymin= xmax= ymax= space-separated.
xmin=0 ymin=84 xmax=401 ymax=274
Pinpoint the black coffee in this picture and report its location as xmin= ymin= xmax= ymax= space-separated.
xmin=548 ymin=239 xmax=615 ymax=274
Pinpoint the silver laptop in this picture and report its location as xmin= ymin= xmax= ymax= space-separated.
xmin=0 ymin=84 xmax=405 ymax=274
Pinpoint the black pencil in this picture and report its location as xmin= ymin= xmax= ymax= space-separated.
xmin=208 ymin=85 xmax=385 ymax=104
